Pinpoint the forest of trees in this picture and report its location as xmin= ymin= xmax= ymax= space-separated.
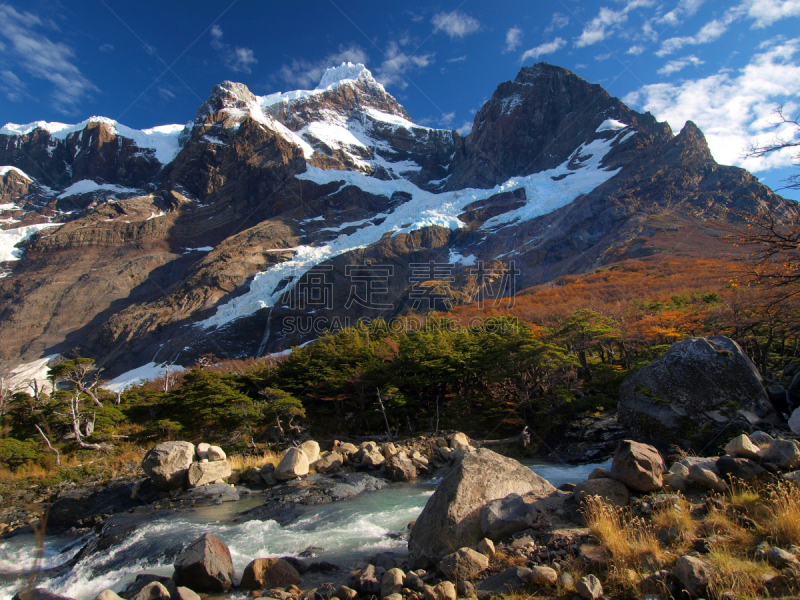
xmin=4 ymin=253 xmax=800 ymax=473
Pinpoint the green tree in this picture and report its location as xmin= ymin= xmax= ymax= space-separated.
xmin=170 ymin=370 xmax=255 ymax=431
xmin=555 ymin=309 xmax=618 ymax=380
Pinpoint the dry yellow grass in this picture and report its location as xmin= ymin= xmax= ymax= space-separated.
xmin=706 ymin=546 xmax=776 ymax=599
xmin=729 ymin=479 xmax=765 ymax=516
xmin=0 ymin=449 xmax=145 ymax=484
xmin=490 ymin=550 xmax=528 ymax=570
xmin=583 ymin=495 xmax=666 ymax=597
xmin=702 ymin=507 xmax=756 ymax=547
xmin=763 ymin=479 xmax=800 ymax=547
xmin=228 ymin=450 xmax=281 ymax=471
xmin=651 ymin=497 xmax=697 ymax=540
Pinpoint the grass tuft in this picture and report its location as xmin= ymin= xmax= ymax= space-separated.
xmin=763 ymin=479 xmax=800 ymax=547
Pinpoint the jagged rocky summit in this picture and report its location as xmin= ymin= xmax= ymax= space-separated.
xmin=0 ymin=62 xmax=795 ymax=378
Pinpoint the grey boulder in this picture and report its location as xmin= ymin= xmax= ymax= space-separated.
xmin=141 ymin=441 xmax=196 ymax=490
xmin=618 ymin=336 xmax=777 ymax=450
xmin=173 ymin=533 xmax=237 ymax=592
xmin=480 ymin=493 xmax=539 ymax=540
xmin=610 ymin=440 xmax=664 ymax=492
xmin=408 ymin=448 xmax=555 ymax=565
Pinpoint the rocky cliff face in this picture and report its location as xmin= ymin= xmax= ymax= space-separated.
xmin=0 ymin=62 xmax=794 ymax=377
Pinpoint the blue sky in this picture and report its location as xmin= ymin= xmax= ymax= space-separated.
xmin=1 ymin=0 xmax=799 ymax=198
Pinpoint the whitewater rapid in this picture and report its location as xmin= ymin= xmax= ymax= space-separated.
xmin=0 ymin=461 xmax=609 ymax=600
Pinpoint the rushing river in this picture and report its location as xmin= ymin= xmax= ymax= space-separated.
xmin=0 ymin=460 xmax=610 ymax=600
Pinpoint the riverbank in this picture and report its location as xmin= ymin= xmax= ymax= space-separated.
xmin=0 ymin=458 xmax=609 ymax=600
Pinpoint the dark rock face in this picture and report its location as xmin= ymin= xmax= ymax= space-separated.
xmin=0 ymin=63 xmax=796 ymax=374
xmin=618 ymin=336 xmax=778 ymax=450
xmin=48 ymin=482 xmax=139 ymax=528
xmin=447 ymin=63 xmax=667 ymax=190
xmin=173 ymin=533 xmax=237 ymax=592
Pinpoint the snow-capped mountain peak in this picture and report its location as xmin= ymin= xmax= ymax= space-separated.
xmin=315 ymin=62 xmax=374 ymax=90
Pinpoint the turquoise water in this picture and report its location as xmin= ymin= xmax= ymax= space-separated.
xmin=0 ymin=460 xmax=610 ymax=600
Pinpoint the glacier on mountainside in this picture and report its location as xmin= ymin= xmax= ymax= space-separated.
xmin=198 ymin=129 xmax=627 ymax=330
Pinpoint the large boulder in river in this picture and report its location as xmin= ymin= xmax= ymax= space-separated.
xmin=618 ymin=336 xmax=777 ymax=450
xmin=142 ymin=441 xmax=196 ymax=490
xmin=173 ymin=533 xmax=237 ymax=592
xmin=301 ymin=440 xmax=321 ymax=463
xmin=240 ymin=558 xmax=301 ymax=590
xmin=275 ymin=447 xmax=310 ymax=480
xmin=610 ymin=440 xmax=664 ymax=492
xmin=408 ymin=448 xmax=555 ymax=565
xmin=385 ymin=452 xmax=417 ymax=482
xmin=187 ymin=460 xmax=231 ymax=487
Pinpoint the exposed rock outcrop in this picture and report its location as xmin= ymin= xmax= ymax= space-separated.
xmin=610 ymin=440 xmax=664 ymax=492
xmin=408 ymin=448 xmax=555 ymax=564
xmin=618 ymin=336 xmax=777 ymax=450
xmin=141 ymin=441 xmax=195 ymax=490
xmin=173 ymin=533 xmax=237 ymax=592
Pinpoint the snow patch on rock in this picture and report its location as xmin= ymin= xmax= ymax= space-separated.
xmin=1 ymin=119 xmax=185 ymax=165
xmin=4 ymin=355 xmax=60 ymax=395
xmin=101 ymin=362 xmax=185 ymax=392
xmin=596 ymin=119 xmax=628 ymax=132
xmin=0 ymin=166 xmax=33 ymax=181
xmin=199 ymin=130 xmax=625 ymax=330
xmin=57 ymin=180 xmax=140 ymax=199
xmin=0 ymin=223 xmax=62 ymax=263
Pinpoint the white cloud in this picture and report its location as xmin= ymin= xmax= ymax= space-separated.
xmin=657 ymin=0 xmax=800 ymax=57
xmin=456 ymin=121 xmax=472 ymax=135
xmin=744 ymin=0 xmax=800 ymax=28
xmin=440 ymin=111 xmax=456 ymax=126
xmin=575 ymin=1 xmax=655 ymax=48
xmin=656 ymin=9 xmax=740 ymax=56
xmin=520 ymin=37 xmax=567 ymax=62
xmin=99 ymin=43 xmax=114 ymax=52
xmin=1 ymin=69 xmax=24 ymax=102
xmin=447 ymin=55 xmax=468 ymax=63
xmin=0 ymin=5 xmax=97 ymax=113
xmin=504 ymin=27 xmax=523 ymax=53
xmin=375 ymin=42 xmax=434 ymax=89
xmin=624 ymin=38 xmax=800 ymax=172
xmin=545 ymin=13 xmax=570 ymax=34
xmin=431 ymin=11 xmax=481 ymax=39
xmin=575 ymin=7 xmax=628 ymax=48
xmin=158 ymin=87 xmax=176 ymax=101
xmin=210 ymin=25 xmax=257 ymax=74
xmin=278 ymin=45 xmax=369 ymax=88
xmin=680 ymin=0 xmax=706 ymax=16
xmin=657 ymin=54 xmax=704 ymax=75
xmin=659 ymin=0 xmax=706 ymax=26
xmin=627 ymin=44 xmax=646 ymax=55
xmin=595 ymin=52 xmax=613 ymax=61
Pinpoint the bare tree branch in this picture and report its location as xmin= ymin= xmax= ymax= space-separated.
xmin=34 ymin=424 xmax=60 ymax=466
